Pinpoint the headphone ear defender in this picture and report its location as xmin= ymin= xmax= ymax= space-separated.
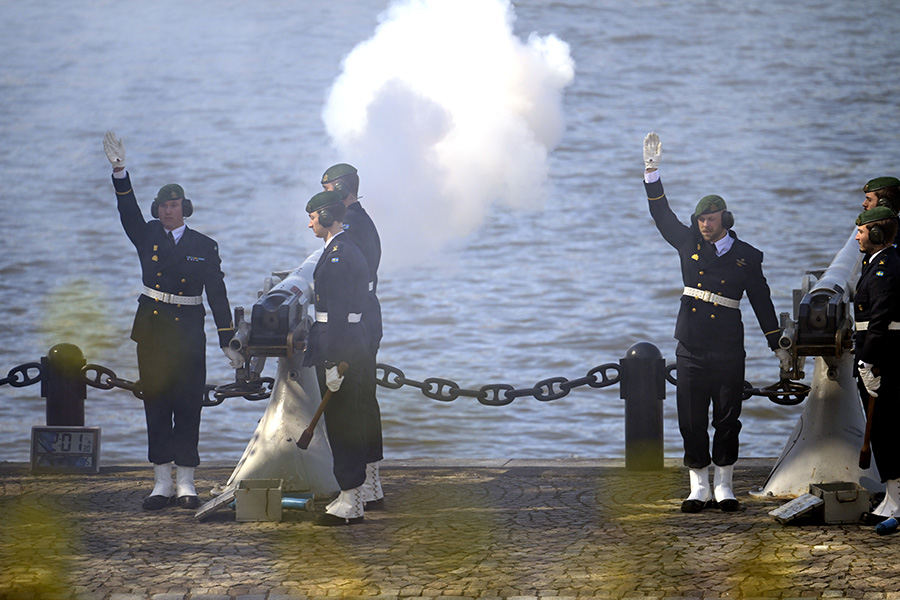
xmin=318 ymin=208 xmax=334 ymax=228
xmin=869 ymin=224 xmax=885 ymax=245
xmin=151 ymin=198 xmax=193 ymax=219
xmin=723 ymin=210 xmax=734 ymax=229
xmin=332 ymin=180 xmax=349 ymax=201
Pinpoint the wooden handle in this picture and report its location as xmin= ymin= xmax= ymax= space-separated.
xmin=296 ymin=361 xmax=349 ymax=450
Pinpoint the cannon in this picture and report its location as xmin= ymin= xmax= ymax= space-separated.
xmin=197 ymin=248 xmax=338 ymax=519
xmin=751 ymin=231 xmax=883 ymax=498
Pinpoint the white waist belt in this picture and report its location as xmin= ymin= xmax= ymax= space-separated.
xmin=315 ymin=311 xmax=362 ymax=323
xmin=142 ymin=286 xmax=203 ymax=306
xmin=855 ymin=320 xmax=900 ymax=331
xmin=683 ymin=287 xmax=740 ymax=309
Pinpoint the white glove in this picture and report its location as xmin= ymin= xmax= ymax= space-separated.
xmin=325 ymin=365 xmax=344 ymax=392
xmin=774 ymin=348 xmax=792 ymax=372
xmin=222 ymin=347 xmax=244 ymax=369
xmin=643 ymin=131 xmax=661 ymax=172
xmin=103 ymin=131 xmax=126 ymax=170
xmin=859 ymin=364 xmax=880 ymax=397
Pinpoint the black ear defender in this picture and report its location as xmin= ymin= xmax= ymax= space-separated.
xmin=317 ymin=207 xmax=335 ymax=228
xmin=722 ymin=210 xmax=734 ymax=229
xmin=869 ymin=223 xmax=885 ymax=245
xmin=332 ymin=180 xmax=350 ymax=201
xmin=151 ymin=198 xmax=193 ymax=218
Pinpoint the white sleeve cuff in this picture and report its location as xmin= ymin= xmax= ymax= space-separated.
xmin=644 ymin=170 xmax=659 ymax=184
xmin=113 ymin=169 xmax=127 ymax=179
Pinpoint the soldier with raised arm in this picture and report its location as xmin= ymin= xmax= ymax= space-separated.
xmin=642 ymin=132 xmax=788 ymax=513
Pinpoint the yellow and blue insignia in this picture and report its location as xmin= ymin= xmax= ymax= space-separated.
xmin=691 ymin=253 xmax=699 ymax=261
xmin=876 ymin=270 xmax=885 ymax=277
xmin=331 ymin=257 xmax=340 ymax=263
xmin=186 ymin=256 xmax=205 ymax=262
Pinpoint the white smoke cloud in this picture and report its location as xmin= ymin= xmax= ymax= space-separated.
xmin=322 ymin=0 xmax=575 ymax=268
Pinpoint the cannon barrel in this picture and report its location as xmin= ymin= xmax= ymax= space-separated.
xmin=792 ymin=231 xmax=860 ymax=358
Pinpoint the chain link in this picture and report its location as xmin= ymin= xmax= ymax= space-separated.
xmin=0 ymin=362 xmax=42 ymax=388
xmin=374 ymin=362 xmax=621 ymax=406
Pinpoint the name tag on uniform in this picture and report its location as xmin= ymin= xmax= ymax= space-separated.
xmin=186 ymin=256 xmax=206 ymax=262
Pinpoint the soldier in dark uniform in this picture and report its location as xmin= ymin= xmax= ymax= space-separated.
xmin=853 ymin=206 xmax=900 ymax=522
xmin=103 ymin=132 xmax=242 ymax=511
xmin=303 ymin=190 xmax=370 ymax=526
xmin=861 ymin=176 xmax=900 ymax=213
xmin=321 ymin=163 xmax=385 ymax=510
xmin=642 ymin=132 xmax=787 ymax=513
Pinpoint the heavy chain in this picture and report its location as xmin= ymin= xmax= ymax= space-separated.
xmin=1 ymin=358 xmax=810 ymax=407
xmin=375 ymin=362 xmax=621 ymax=406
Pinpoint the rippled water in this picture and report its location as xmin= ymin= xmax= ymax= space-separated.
xmin=2 ymin=0 xmax=899 ymax=464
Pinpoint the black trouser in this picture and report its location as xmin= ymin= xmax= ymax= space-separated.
xmin=857 ymin=371 xmax=900 ymax=482
xmin=359 ymin=348 xmax=384 ymax=464
xmin=136 ymin=328 xmax=206 ymax=468
xmin=676 ymin=352 xmax=745 ymax=469
xmin=317 ymin=363 xmax=367 ymax=490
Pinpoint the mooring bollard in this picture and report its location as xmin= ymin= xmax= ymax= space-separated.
xmin=619 ymin=342 xmax=665 ymax=470
xmin=40 ymin=343 xmax=87 ymax=426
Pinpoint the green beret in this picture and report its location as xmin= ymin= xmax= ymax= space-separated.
xmin=155 ymin=183 xmax=185 ymax=203
xmin=856 ymin=205 xmax=896 ymax=226
xmin=306 ymin=190 xmax=344 ymax=213
xmin=321 ymin=163 xmax=357 ymax=184
xmin=694 ymin=194 xmax=727 ymax=217
xmin=863 ymin=176 xmax=900 ymax=192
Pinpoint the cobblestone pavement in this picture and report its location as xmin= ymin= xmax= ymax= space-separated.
xmin=1 ymin=459 xmax=898 ymax=600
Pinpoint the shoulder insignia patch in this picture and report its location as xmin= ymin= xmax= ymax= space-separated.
xmin=691 ymin=253 xmax=699 ymax=261
xmin=876 ymin=270 xmax=885 ymax=277
xmin=331 ymin=257 xmax=340 ymax=263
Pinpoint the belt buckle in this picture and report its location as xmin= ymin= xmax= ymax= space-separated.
xmin=698 ymin=289 xmax=712 ymax=303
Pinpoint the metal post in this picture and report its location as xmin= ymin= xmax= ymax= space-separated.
xmin=40 ymin=343 xmax=87 ymax=426
xmin=619 ymin=342 xmax=665 ymax=470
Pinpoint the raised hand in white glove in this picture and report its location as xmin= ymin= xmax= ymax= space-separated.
xmin=643 ymin=131 xmax=661 ymax=172
xmin=858 ymin=364 xmax=880 ymax=397
xmin=222 ymin=347 xmax=244 ymax=369
xmin=325 ymin=364 xmax=344 ymax=392
xmin=774 ymin=348 xmax=792 ymax=372
xmin=103 ymin=131 xmax=126 ymax=170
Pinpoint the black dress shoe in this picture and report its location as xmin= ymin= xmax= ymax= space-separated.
xmin=314 ymin=513 xmax=365 ymax=526
xmin=718 ymin=498 xmax=740 ymax=512
xmin=681 ymin=499 xmax=707 ymax=513
xmin=364 ymin=498 xmax=385 ymax=511
xmin=177 ymin=495 xmax=200 ymax=509
xmin=142 ymin=495 xmax=174 ymax=510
